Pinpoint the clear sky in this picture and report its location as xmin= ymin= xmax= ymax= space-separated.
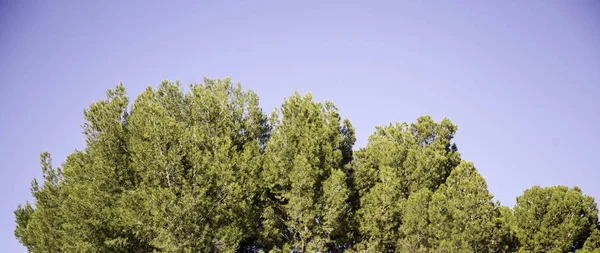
xmin=1 ymin=1 xmax=599 ymax=251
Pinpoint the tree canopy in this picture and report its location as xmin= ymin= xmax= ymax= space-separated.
xmin=15 ymin=78 xmax=599 ymax=253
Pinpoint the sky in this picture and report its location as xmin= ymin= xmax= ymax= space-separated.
xmin=1 ymin=0 xmax=599 ymax=251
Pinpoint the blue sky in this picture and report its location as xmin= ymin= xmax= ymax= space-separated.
xmin=1 ymin=1 xmax=599 ymax=251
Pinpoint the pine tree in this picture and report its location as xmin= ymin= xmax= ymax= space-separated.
xmin=581 ymin=228 xmax=600 ymax=253
xmin=124 ymin=79 xmax=269 ymax=252
xmin=513 ymin=186 xmax=599 ymax=252
xmin=351 ymin=116 xmax=461 ymax=251
xmin=15 ymin=153 xmax=64 ymax=252
xmin=428 ymin=161 xmax=516 ymax=253
xmin=13 ymin=78 xmax=600 ymax=253
xmin=258 ymin=92 xmax=355 ymax=252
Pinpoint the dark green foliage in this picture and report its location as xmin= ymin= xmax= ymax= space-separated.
xmin=14 ymin=78 xmax=599 ymax=253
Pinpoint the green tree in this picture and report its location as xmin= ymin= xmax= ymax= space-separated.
xmin=396 ymin=188 xmax=434 ymax=252
xmin=61 ymin=84 xmax=152 ymax=252
xmin=580 ymin=228 xmax=600 ymax=253
xmin=15 ymin=84 xmax=150 ymax=252
xmin=14 ymin=153 xmax=65 ymax=252
xmin=258 ymin=92 xmax=355 ymax=252
xmin=428 ymin=161 xmax=517 ymax=253
xmin=124 ymin=79 xmax=269 ymax=252
xmin=14 ymin=78 xmax=270 ymax=252
xmin=14 ymin=78 xmax=600 ymax=253
xmin=351 ymin=116 xmax=462 ymax=251
xmin=513 ymin=186 xmax=599 ymax=253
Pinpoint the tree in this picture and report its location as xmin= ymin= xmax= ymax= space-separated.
xmin=513 ymin=186 xmax=599 ymax=252
xmin=351 ymin=116 xmax=462 ymax=251
xmin=13 ymin=78 xmax=600 ymax=253
xmin=396 ymin=188 xmax=434 ymax=252
xmin=15 ymin=85 xmax=150 ymax=252
xmin=258 ymin=92 xmax=355 ymax=252
xmin=123 ymin=79 xmax=269 ymax=252
xmin=581 ymin=228 xmax=600 ymax=253
xmin=14 ymin=78 xmax=271 ymax=252
xmin=428 ymin=161 xmax=517 ymax=253
xmin=14 ymin=153 xmax=64 ymax=252
xmin=60 ymin=83 xmax=153 ymax=252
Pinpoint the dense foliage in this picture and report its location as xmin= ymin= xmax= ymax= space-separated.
xmin=15 ymin=79 xmax=599 ymax=252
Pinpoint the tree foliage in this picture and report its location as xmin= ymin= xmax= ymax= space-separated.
xmin=258 ymin=93 xmax=355 ymax=252
xmin=349 ymin=117 xmax=461 ymax=251
xmin=581 ymin=228 xmax=600 ymax=253
xmin=427 ymin=161 xmax=516 ymax=253
xmin=14 ymin=78 xmax=599 ymax=252
xmin=513 ymin=186 xmax=598 ymax=253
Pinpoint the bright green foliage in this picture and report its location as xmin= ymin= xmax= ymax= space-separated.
xmin=13 ymin=78 xmax=600 ymax=253
xmin=514 ymin=186 xmax=599 ymax=253
xmin=61 ymin=84 xmax=152 ymax=252
xmin=428 ymin=161 xmax=516 ymax=253
xmin=14 ymin=153 xmax=64 ymax=252
xmin=396 ymin=188 xmax=433 ymax=252
xmin=351 ymin=116 xmax=461 ymax=251
xmin=581 ymin=228 xmax=600 ymax=253
xmin=14 ymin=79 xmax=270 ymax=252
xmin=14 ymin=202 xmax=34 ymax=248
xmin=259 ymin=92 xmax=355 ymax=252
xmin=498 ymin=205 xmax=520 ymax=252
xmin=123 ymin=79 xmax=269 ymax=252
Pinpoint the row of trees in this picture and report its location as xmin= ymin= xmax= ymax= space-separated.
xmin=15 ymin=78 xmax=599 ymax=252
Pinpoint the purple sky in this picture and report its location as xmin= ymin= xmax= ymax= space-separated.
xmin=1 ymin=1 xmax=599 ymax=251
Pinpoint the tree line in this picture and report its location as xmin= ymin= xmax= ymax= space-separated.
xmin=14 ymin=78 xmax=600 ymax=252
